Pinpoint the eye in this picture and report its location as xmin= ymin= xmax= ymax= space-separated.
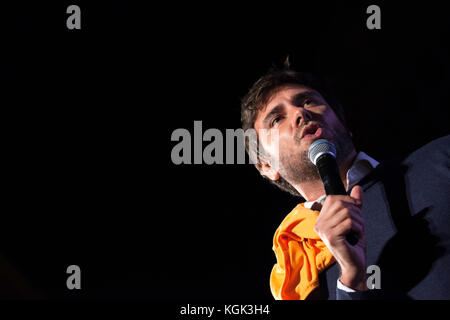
xmin=303 ymin=99 xmax=313 ymax=107
xmin=271 ymin=116 xmax=283 ymax=127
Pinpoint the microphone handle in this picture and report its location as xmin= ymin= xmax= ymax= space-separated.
xmin=316 ymin=154 xmax=359 ymax=246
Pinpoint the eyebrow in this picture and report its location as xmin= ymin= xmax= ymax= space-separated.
xmin=292 ymin=91 xmax=316 ymax=106
xmin=263 ymin=104 xmax=285 ymax=127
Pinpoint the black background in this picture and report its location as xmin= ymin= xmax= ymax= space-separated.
xmin=1 ymin=1 xmax=449 ymax=300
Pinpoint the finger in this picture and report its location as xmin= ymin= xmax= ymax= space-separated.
xmin=346 ymin=218 xmax=364 ymax=237
xmin=332 ymin=217 xmax=364 ymax=239
xmin=322 ymin=195 xmax=362 ymax=213
xmin=350 ymin=185 xmax=363 ymax=208
xmin=347 ymin=206 xmax=365 ymax=226
xmin=326 ymin=206 xmax=364 ymax=229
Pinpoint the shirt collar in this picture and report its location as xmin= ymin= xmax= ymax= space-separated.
xmin=303 ymin=151 xmax=379 ymax=209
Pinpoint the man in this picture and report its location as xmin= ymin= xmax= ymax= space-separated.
xmin=240 ymin=66 xmax=450 ymax=300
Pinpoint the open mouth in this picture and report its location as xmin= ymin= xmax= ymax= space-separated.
xmin=301 ymin=123 xmax=322 ymax=140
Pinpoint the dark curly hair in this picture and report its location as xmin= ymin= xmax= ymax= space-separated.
xmin=240 ymin=64 xmax=348 ymax=197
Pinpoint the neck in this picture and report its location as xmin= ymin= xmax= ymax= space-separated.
xmin=294 ymin=149 xmax=358 ymax=202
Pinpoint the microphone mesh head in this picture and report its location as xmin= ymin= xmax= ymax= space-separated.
xmin=308 ymin=139 xmax=337 ymax=165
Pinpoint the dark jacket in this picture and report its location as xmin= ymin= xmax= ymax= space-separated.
xmin=318 ymin=135 xmax=450 ymax=300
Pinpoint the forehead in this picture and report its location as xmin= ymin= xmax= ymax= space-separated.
xmin=265 ymin=84 xmax=312 ymax=107
xmin=254 ymin=84 xmax=315 ymax=129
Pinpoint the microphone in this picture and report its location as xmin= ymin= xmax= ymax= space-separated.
xmin=308 ymin=139 xmax=359 ymax=246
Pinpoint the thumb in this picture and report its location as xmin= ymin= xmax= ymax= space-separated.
xmin=350 ymin=185 xmax=363 ymax=207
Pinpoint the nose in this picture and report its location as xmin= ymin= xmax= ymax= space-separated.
xmin=293 ymin=107 xmax=311 ymax=129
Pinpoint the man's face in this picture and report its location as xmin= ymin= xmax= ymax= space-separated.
xmin=254 ymin=84 xmax=355 ymax=184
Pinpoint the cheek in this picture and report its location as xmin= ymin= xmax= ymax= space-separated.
xmin=260 ymin=129 xmax=291 ymax=156
xmin=277 ymin=132 xmax=302 ymax=156
xmin=322 ymin=109 xmax=343 ymax=131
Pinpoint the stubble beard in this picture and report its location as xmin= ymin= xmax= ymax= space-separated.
xmin=278 ymin=123 xmax=354 ymax=185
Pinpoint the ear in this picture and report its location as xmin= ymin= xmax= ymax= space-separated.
xmin=257 ymin=162 xmax=280 ymax=181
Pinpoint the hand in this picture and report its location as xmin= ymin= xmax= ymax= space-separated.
xmin=313 ymin=185 xmax=368 ymax=291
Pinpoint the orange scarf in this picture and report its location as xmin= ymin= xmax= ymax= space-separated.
xmin=270 ymin=203 xmax=335 ymax=300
